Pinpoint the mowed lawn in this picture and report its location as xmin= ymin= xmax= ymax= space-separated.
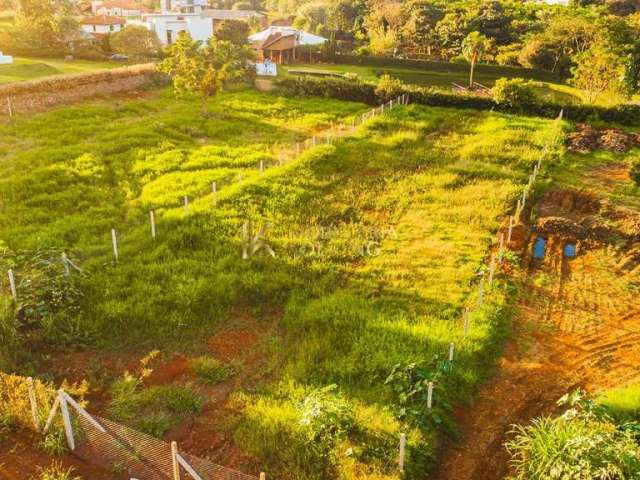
xmin=0 ymin=56 xmax=126 ymax=84
xmin=0 ymin=88 xmax=563 ymax=478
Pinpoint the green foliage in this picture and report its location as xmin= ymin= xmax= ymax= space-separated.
xmin=38 ymin=429 xmax=68 ymax=456
xmin=111 ymin=25 xmax=161 ymax=58
xmin=157 ymin=32 xmax=255 ymax=111
xmin=571 ymin=43 xmax=628 ymax=103
xmin=598 ymin=382 xmax=640 ymax=423
xmin=492 ymin=77 xmax=538 ymax=112
xmin=190 ymin=355 xmax=234 ymax=385
xmin=630 ymin=156 xmax=640 ymax=186
xmin=36 ymin=463 xmax=81 ymax=480
xmin=215 ymin=19 xmax=250 ymax=46
xmin=507 ymin=391 xmax=640 ymax=480
xmin=375 ymin=74 xmax=405 ymax=101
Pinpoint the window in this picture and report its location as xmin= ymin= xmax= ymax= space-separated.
xmin=167 ymin=29 xmax=173 ymax=44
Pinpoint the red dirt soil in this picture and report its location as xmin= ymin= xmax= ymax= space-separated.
xmin=430 ymin=180 xmax=640 ymax=480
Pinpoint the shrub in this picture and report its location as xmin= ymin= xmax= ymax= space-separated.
xmin=276 ymin=77 xmax=377 ymax=104
xmin=491 ymin=77 xmax=538 ymax=112
xmin=507 ymin=392 xmax=640 ymax=479
xmin=375 ymin=74 xmax=405 ymax=102
xmin=36 ymin=462 xmax=81 ymax=480
xmin=630 ymin=157 xmax=640 ymax=186
xmin=190 ymin=356 xmax=234 ymax=385
xmin=38 ymin=430 xmax=68 ymax=456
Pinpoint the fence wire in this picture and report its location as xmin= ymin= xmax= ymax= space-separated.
xmin=73 ymin=412 xmax=258 ymax=480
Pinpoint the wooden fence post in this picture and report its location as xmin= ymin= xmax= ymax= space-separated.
xmin=58 ymin=390 xmax=75 ymax=451
xmin=463 ymin=306 xmax=470 ymax=337
xmin=260 ymin=473 xmax=266 ymax=480
xmin=171 ymin=441 xmax=181 ymax=480
xmin=488 ymin=254 xmax=496 ymax=284
xmin=212 ymin=182 xmax=217 ymax=207
xmin=498 ymin=233 xmax=505 ymax=261
xmin=62 ymin=252 xmax=70 ymax=276
xmin=477 ymin=277 xmax=485 ymax=308
xmin=448 ymin=342 xmax=455 ymax=362
xmin=111 ymin=228 xmax=118 ymax=262
xmin=184 ymin=196 xmax=189 ymax=214
xmin=507 ymin=216 xmax=514 ymax=244
xmin=7 ymin=97 xmax=13 ymax=118
xmin=259 ymin=160 xmax=264 ymax=173
xmin=242 ymin=222 xmax=249 ymax=260
xmin=399 ymin=433 xmax=406 ymax=472
xmin=27 ymin=377 xmax=39 ymax=431
xmin=150 ymin=210 xmax=156 ymax=240
xmin=7 ymin=269 xmax=17 ymax=302
xmin=427 ymin=382 xmax=434 ymax=409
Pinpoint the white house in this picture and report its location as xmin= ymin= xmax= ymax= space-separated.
xmin=133 ymin=13 xmax=212 ymax=45
xmin=0 ymin=52 xmax=13 ymax=65
xmin=91 ymin=0 xmax=151 ymax=17
xmin=135 ymin=3 xmax=265 ymax=46
xmin=80 ymin=15 xmax=126 ymax=36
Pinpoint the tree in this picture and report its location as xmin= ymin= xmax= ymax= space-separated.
xmin=157 ymin=32 xmax=255 ymax=113
xmin=402 ymin=0 xmax=444 ymax=56
xmin=462 ymin=31 xmax=492 ymax=89
xmin=571 ymin=43 xmax=627 ymax=103
xmin=491 ymin=77 xmax=537 ymax=111
xmin=111 ymin=25 xmax=161 ymax=58
xmin=215 ymin=19 xmax=250 ymax=46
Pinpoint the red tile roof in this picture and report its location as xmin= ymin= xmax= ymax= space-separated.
xmin=81 ymin=15 xmax=126 ymax=25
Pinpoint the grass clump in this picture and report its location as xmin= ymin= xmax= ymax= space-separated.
xmin=598 ymin=381 xmax=640 ymax=423
xmin=35 ymin=462 xmax=81 ymax=480
xmin=507 ymin=391 xmax=640 ymax=480
xmin=190 ymin=355 xmax=234 ymax=385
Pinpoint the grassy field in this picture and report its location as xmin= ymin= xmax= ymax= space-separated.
xmin=279 ymin=61 xmax=583 ymax=105
xmin=0 ymin=57 xmax=124 ymax=84
xmin=0 ymin=88 xmax=562 ymax=478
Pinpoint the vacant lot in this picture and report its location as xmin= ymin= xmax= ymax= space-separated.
xmin=0 ymin=57 xmax=124 ymax=84
xmin=0 ymin=87 xmax=562 ymax=478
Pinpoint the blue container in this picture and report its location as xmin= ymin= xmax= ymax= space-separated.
xmin=533 ymin=236 xmax=547 ymax=259
xmin=564 ymin=243 xmax=576 ymax=258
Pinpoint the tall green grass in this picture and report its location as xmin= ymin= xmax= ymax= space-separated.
xmin=0 ymin=89 xmax=563 ymax=478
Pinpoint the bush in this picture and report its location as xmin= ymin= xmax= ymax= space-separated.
xmin=507 ymin=392 xmax=640 ymax=480
xmin=491 ymin=77 xmax=538 ymax=112
xmin=375 ymin=74 xmax=405 ymax=102
xmin=190 ymin=356 xmax=234 ymax=385
xmin=276 ymin=75 xmax=640 ymax=125
xmin=630 ymin=157 xmax=640 ymax=186
xmin=36 ymin=463 xmax=81 ymax=480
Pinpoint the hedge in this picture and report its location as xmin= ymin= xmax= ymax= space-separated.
xmin=276 ymin=76 xmax=640 ymax=126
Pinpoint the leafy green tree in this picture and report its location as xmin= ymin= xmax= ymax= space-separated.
xmin=215 ymin=19 xmax=250 ymax=46
xmin=462 ymin=31 xmax=492 ymax=89
xmin=157 ymin=32 xmax=255 ymax=113
xmin=434 ymin=12 xmax=469 ymax=59
xmin=571 ymin=43 xmax=627 ymax=103
xmin=111 ymin=25 xmax=161 ymax=58
xmin=402 ymin=0 xmax=444 ymax=56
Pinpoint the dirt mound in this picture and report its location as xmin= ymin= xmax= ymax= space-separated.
xmin=538 ymin=190 xmax=601 ymax=218
xmin=534 ymin=216 xmax=585 ymax=238
xmin=566 ymin=124 xmax=639 ymax=153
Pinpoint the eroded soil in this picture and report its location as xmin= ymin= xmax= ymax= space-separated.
xmin=431 ymin=170 xmax=640 ymax=480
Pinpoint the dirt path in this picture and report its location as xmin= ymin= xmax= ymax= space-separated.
xmin=430 ymin=183 xmax=640 ymax=480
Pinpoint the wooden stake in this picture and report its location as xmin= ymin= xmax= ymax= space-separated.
xmin=7 ymin=97 xmax=12 ymax=118
xmin=259 ymin=160 xmax=264 ymax=173
xmin=62 ymin=252 xmax=70 ymax=276
xmin=477 ymin=278 xmax=485 ymax=308
xmin=427 ymin=382 xmax=434 ymax=409
xmin=27 ymin=377 xmax=39 ymax=431
xmin=259 ymin=473 xmax=266 ymax=480
xmin=111 ymin=229 xmax=118 ymax=262
xmin=150 ymin=210 xmax=156 ymax=240
xmin=399 ymin=433 xmax=406 ymax=472
xmin=488 ymin=255 xmax=496 ymax=284
xmin=296 ymin=142 xmax=300 ymax=155
xmin=7 ymin=269 xmax=17 ymax=302
xmin=507 ymin=216 xmax=514 ymax=244
xmin=212 ymin=182 xmax=217 ymax=206
xmin=463 ymin=307 xmax=470 ymax=337
xmin=242 ymin=222 xmax=249 ymax=260
xmin=448 ymin=342 xmax=455 ymax=362
xmin=171 ymin=441 xmax=181 ymax=480
xmin=183 ymin=196 xmax=189 ymax=214
xmin=498 ymin=234 xmax=505 ymax=261
xmin=43 ymin=397 xmax=60 ymax=433
xmin=58 ymin=390 xmax=75 ymax=451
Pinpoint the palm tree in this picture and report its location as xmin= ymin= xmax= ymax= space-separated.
xmin=462 ymin=32 xmax=491 ymax=90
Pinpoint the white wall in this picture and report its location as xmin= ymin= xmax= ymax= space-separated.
xmin=139 ymin=14 xmax=212 ymax=45
xmin=81 ymin=23 xmax=124 ymax=34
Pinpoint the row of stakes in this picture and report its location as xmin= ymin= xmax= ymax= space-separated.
xmin=5 ymin=103 xmax=561 ymax=474
xmin=397 ymin=109 xmax=563 ymax=473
